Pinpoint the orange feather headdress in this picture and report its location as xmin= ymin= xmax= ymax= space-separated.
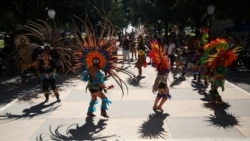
xmin=148 ymin=40 xmax=171 ymax=73
xmin=205 ymin=37 xmax=240 ymax=69
xmin=203 ymin=38 xmax=229 ymax=52
xmin=72 ymin=16 xmax=135 ymax=96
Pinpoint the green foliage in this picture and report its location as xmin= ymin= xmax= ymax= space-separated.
xmin=1 ymin=0 xmax=250 ymax=33
xmin=0 ymin=12 xmax=19 ymax=32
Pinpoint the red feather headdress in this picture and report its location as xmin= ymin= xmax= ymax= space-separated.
xmin=205 ymin=38 xmax=240 ymax=69
xmin=148 ymin=40 xmax=171 ymax=72
xmin=203 ymin=38 xmax=228 ymax=52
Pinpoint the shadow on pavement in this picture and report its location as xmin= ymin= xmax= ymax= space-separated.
xmin=203 ymin=102 xmax=239 ymax=128
xmin=190 ymin=74 xmax=239 ymax=129
xmin=37 ymin=117 xmax=116 ymax=140
xmin=127 ymin=75 xmax=146 ymax=87
xmin=191 ymin=79 xmax=210 ymax=102
xmin=0 ymin=101 xmax=59 ymax=121
xmin=0 ymin=74 xmax=41 ymax=106
xmin=138 ymin=112 xmax=169 ymax=139
xmin=0 ymin=72 xmax=80 ymax=107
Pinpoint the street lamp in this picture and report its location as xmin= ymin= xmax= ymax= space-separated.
xmin=158 ymin=19 xmax=161 ymax=35
xmin=207 ymin=5 xmax=215 ymax=27
xmin=158 ymin=19 xmax=161 ymax=24
xmin=48 ymin=9 xmax=56 ymax=19
xmin=207 ymin=5 xmax=215 ymax=15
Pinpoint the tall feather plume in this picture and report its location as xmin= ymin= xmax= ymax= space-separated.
xmin=207 ymin=46 xmax=241 ymax=68
xmin=135 ymin=23 xmax=147 ymax=39
xmin=203 ymin=37 xmax=241 ymax=69
xmin=13 ymin=34 xmax=40 ymax=70
xmin=148 ymin=40 xmax=171 ymax=72
xmin=22 ymin=19 xmax=75 ymax=73
xmin=72 ymin=14 xmax=136 ymax=96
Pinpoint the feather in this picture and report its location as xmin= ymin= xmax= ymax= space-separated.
xmin=72 ymin=15 xmax=136 ymax=96
xmin=148 ymin=40 xmax=171 ymax=72
xmin=21 ymin=19 xmax=76 ymax=73
xmin=205 ymin=38 xmax=241 ymax=69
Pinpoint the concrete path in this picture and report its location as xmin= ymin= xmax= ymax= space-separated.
xmin=1 ymin=57 xmax=250 ymax=141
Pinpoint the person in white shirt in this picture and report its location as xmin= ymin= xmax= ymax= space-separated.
xmin=167 ymin=39 xmax=176 ymax=68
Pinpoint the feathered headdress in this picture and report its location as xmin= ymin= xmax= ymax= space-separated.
xmin=148 ymin=40 xmax=171 ymax=73
xmin=14 ymin=34 xmax=30 ymax=47
xmin=200 ymin=38 xmax=229 ymax=64
xmin=22 ymin=19 xmax=74 ymax=73
xmin=203 ymin=38 xmax=229 ymax=52
xmin=72 ymin=16 xmax=135 ymax=96
xmin=135 ymin=23 xmax=145 ymax=38
xmin=12 ymin=30 xmax=41 ymax=71
xmin=204 ymin=37 xmax=240 ymax=71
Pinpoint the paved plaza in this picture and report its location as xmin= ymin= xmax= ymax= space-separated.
xmin=1 ymin=55 xmax=250 ymax=141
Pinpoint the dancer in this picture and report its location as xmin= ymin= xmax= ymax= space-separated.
xmin=135 ymin=35 xmax=147 ymax=76
xmin=22 ymin=19 xmax=74 ymax=74
xmin=14 ymin=19 xmax=74 ymax=85
xmin=149 ymin=40 xmax=172 ymax=112
xmin=13 ymin=19 xmax=75 ymax=103
xmin=135 ymin=24 xmax=147 ymax=76
xmin=39 ymin=47 xmax=60 ymax=102
xmin=72 ymin=16 xmax=135 ymax=118
xmin=202 ymin=38 xmax=240 ymax=104
xmin=81 ymin=59 xmax=113 ymax=118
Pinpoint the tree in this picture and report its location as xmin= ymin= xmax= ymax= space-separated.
xmin=1 ymin=0 xmax=250 ymax=33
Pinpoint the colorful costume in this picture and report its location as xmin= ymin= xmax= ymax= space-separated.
xmin=149 ymin=40 xmax=171 ymax=112
xmin=72 ymin=17 xmax=135 ymax=117
xmin=202 ymin=38 xmax=240 ymax=104
xmin=22 ymin=19 xmax=74 ymax=74
xmin=15 ymin=19 xmax=74 ymax=101
xmin=39 ymin=49 xmax=60 ymax=102
xmin=135 ymin=24 xmax=147 ymax=76
xmin=12 ymin=34 xmax=40 ymax=84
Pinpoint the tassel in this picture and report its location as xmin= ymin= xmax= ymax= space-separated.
xmin=88 ymin=100 xmax=98 ymax=112
xmin=101 ymin=98 xmax=112 ymax=110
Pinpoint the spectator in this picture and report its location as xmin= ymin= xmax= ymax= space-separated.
xmin=130 ymin=36 xmax=137 ymax=61
xmin=122 ymin=34 xmax=131 ymax=65
xmin=167 ymin=38 xmax=176 ymax=69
